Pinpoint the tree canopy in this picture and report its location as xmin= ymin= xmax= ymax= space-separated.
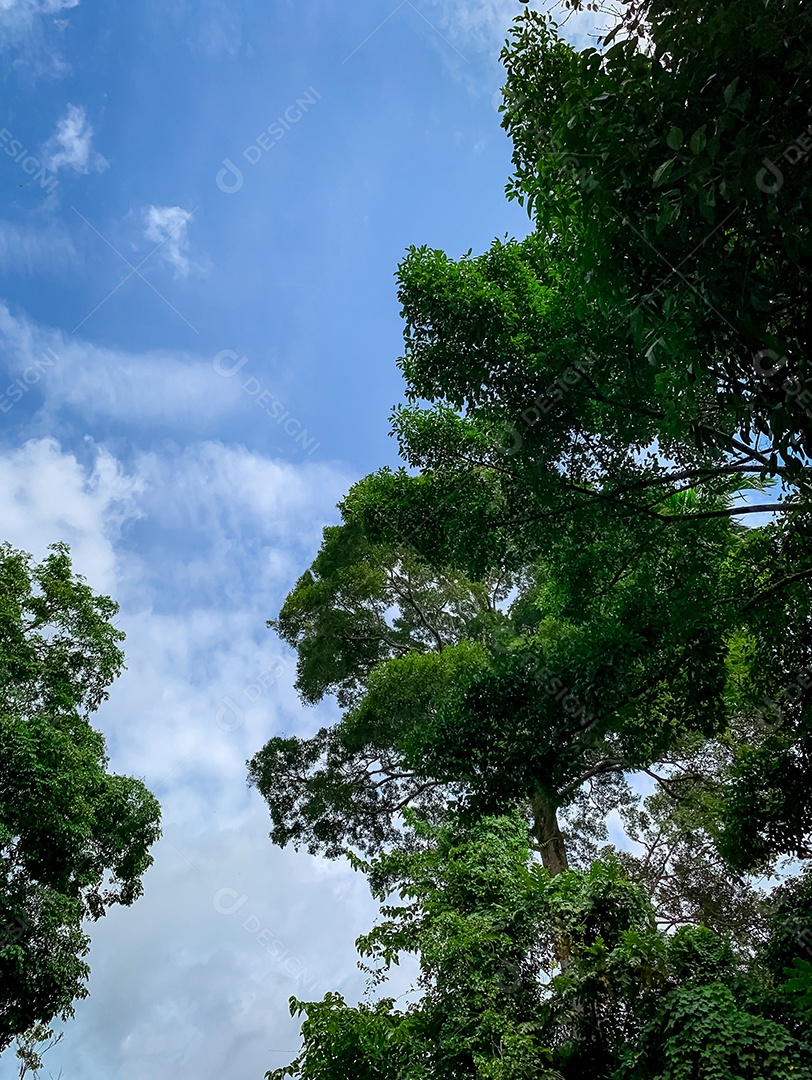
xmin=501 ymin=0 xmax=812 ymax=487
xmin=0 ymin=542 xmax=161 ymax=1051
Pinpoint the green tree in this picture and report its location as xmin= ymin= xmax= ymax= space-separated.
xmin=267 ymin=812 xmax=561 ymax=1080
xmin=254 ymin=0 xmax=812 ymax=1070
xmin=0 ymin=542 xmax=161 ymax=1051
xmin=250 ymin=93 xmax=812 ymax=875
xmin=250 ymin=464 xmax=809 ymax=874
xmin=499 ymin=0 xmax=812 ymax=488
xmin=248 ymin=519 xmax=511 ymax=859
xmin=338 ymin=234 xmax=812 ymax=876
xmin=12 ymin=1023 xmax=63 ymax=1079
xmin=268 ymin=814 xmax=812 ymax=1079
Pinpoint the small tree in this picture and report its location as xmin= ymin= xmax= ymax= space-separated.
xmin=13 ymin=1023 xmax=63 ymax=1079
xmin=0 ymin=542 xmax=161 ymax=1050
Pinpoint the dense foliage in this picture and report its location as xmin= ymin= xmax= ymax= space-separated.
xmin=268 ymin=814 xmax=812 ymax=1079
xmin=501 ymin=0 xmax=812 ymax=488
xmin=0 ymin=542 xmax=161 ymax=1050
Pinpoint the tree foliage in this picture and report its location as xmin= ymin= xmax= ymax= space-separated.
xmin=251 ymin=466 xmax=812 ymax=882
xmin=0 ymin=542 xmax=161 ymax=1050
xmin=501 ymin=0 xmax=812 ymax=485
xmin=267 ymin=813 xmax=560 ymax=1080
xmin=269 ymin=813 xmax=812 ymax=1079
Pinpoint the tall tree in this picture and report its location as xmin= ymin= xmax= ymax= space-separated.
xmin=268 ymin=812 xmax=559 ymax=1080
xmin=249 ymin=478 xmax=794 ymax=899
xmin=0 ymin=542 xmax=161 ymax=1051
xmin=253 ymin=0 xmax=812 ymax=1069
xmin=249 ymin=520 xmax=509 ymax=859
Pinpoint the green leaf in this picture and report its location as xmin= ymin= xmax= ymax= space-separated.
xmin=652 ymin=159 xmax=674 ymax=187
xmin=0 ymin=542 xmax=161 ymax=1048
xmin=666 ymin=126 xmax=683 ymax=150
xmin=689 ymin=126 xmax=707 ymax=154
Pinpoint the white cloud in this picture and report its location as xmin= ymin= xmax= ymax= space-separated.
xmin=143 ymin=205 xmax=198 ymax=278
xmin=424 ymin=0 xmax=525 ymax=48
xmin=192 ymin=3 xmax=242 ymax=58
xmin=0 ymin=0 xmax=78 ymax=37
xmin=0 ymin=437 xmax=141 ymax=592
xmin=0 ymin=435 xmax=394 ymax=1080
xmin=0 ymin=0 xmax=79 ymax=73
xmin=0 ymin=0 xmax=78 ymax=17
xmin=162 ymin=0 xmax=242 ymax=59
xmin=424 ymin=0 xmax=616 ymax=56
xmin=42 ymin=103 xmax=108 ymax=174
xmin=0 ymin=302 xmax=238 ymax=427
xmin=0 ymin=303 xmax=327 ymax=461
xmin=547 ymin=0 xmax=619 ymax=51
xmin=0 ymin=219 xmax=77 ymax=275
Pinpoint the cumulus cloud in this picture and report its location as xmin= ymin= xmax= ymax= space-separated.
xmin=0 ymin=437 xmax=142 ymax=592
xmin=143 ymin=204 xmax=198 ymax=278
xmin=42 ymin=103 xmax=109 ymax=174
xmin=0 ymin=435 xmax=395 ymax=1080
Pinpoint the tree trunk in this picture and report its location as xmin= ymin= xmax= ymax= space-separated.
xmin=531 ymin=789 xmax=569 ymax=876
xmin=531 ymin=788 xmax=571 ymax=968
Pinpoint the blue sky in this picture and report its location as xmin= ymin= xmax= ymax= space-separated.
xmin=0 ymin=3 xmax=607 ymax=1078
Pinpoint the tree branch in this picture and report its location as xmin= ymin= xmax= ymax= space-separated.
xmin=741 ymin=566 xmax=812 ymax=612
